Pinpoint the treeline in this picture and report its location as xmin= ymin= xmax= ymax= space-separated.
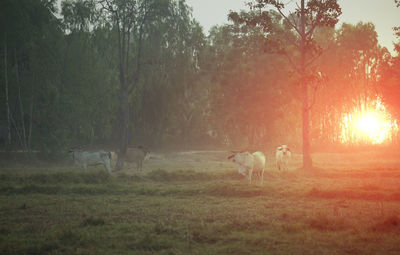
xmin=0 ymin=0 xmax=399 ymax=157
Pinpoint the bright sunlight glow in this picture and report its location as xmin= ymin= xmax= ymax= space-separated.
xmin=340 ymin=98 xmax=398 ymax=144
xmin=355 ymin=112 xmax=389 ymax=143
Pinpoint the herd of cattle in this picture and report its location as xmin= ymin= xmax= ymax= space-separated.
xmin=68 ymin=145 xmax=291 ymax=184
xmin=69 ymin=146 xmax=150 ymax=174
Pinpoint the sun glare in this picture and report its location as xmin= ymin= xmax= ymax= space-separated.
xmin=355 ymin=112 xmax=389 ymax=143
xmin=340 ymin=99 xmax=398 ymax=144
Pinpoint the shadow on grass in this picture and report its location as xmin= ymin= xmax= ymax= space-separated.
xmin=0 ymin=168 xmax=274 ymax=198
xmin=127 ymin=233 xmax=174 ymax=252
xmin=371 ymin=216 xmax=400 ymax=233
xmin=0 ymin=170 xmax=111 ymax=184
xmin=0 ymin=183 xmax=128 ymax=196
xmin=308 ymin=187 xmax=400 ymax=202
xmin=144 ymin=169 xmax=217 ymax=182
xmin=81 ymin=217 xmax=106 ymax=227
xmin=202 ymin=182 xmax=269 ymax=197
xmin=307 ymin=213 xmax=350 ymax=231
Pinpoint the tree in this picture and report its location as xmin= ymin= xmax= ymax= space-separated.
xmin=204 ymin=16 xmax=295 ymax=150
xmin=98 ymin=0 xmax=171 ymax=169
xmin=0 ymin=0 xmax=60 ymax=152
xmin=230 ymin=0 xmax=341 ymax=168
xmin=311 ymin=22 xmax=389 ymax=146
xmin=60 ymin=1 xmax=118 ymax=150
xmin=128 ymin=1 xmax=211 ymax=150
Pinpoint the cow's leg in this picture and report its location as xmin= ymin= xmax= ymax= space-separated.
xmin=248 ymin=167 xmax=253 ymax=184
xmin=104 ymin=161 xmax=112 ymax=174
xmin=260 ymin=169 xmax=264 ymax=185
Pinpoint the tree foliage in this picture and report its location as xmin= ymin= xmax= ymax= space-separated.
xmin=379 ymin=1 xmax=400 ymax=122
xmin=0 ymin=0 xmax=398 ymax=161
xmin=229 ymin=0 xmax=341 ymax=168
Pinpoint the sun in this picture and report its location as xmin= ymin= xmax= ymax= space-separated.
xmin=340 ymin=99 xmax=398 ymax=144
xmin=355 ymin=112 xmax=387 ymax=144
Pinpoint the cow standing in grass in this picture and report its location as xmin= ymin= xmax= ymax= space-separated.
xmin=69 ymin=150 xmax=112 ymax=174
xmin=228 ymin=151 xmax=265 ymax=185
xmin=252 ymin=151 xmax=266 ymax=185
xmin=276 ymin=145 xmax=291 ymax=170
xmin=125 ymin=146 xmax=150 ymax=171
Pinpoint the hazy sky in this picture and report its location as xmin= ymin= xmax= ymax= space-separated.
xmin=186 ymin=0 xmax=400 ymax=54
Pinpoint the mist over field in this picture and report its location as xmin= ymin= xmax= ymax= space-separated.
xmin=1 ymin=0 xmax=400 ymax=254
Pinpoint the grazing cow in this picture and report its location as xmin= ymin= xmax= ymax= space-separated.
xmin=228 ymin=151 xmax=266 ymax=184
xmin=70 ymin=150 xmax=112 ymax=174
xmin=125 ymin=146 xmax=150 ymax=171
xmin=276 ymin=145 xmax=291 ymax=170
xmin=228 ymin=151 xmax=256 ymax=184
xmin=252 ymin=151 xmax=266 ymax=185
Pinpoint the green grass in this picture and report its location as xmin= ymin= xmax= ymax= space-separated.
xmin=1 ymin=151 xmax=400 ymax=254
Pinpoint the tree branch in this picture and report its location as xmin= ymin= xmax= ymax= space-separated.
xmin=275 ymin=7 xmax=302 ymax=35
xmin=283 ymin=51 xmax=301 ymax=73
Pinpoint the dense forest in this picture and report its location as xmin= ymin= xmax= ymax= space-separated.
xmin=0 ymin=0 xmax=399 ymax=161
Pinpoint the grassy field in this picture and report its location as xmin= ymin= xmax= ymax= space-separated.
xmin=1 ymin=150 xmax=400 ymax=254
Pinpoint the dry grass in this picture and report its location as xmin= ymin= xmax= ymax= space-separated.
xmin=1 ymin=150 xmax=400 ymax=254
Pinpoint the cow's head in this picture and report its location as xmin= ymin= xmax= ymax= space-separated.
xmin=278 ymin=145 xmax=290 ymax=155
xmin=227 ymin=151 xmax=246 ymax=162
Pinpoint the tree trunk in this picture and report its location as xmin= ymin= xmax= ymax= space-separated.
xmin=115 ymin=19 xmax=129 ymax=171
xmin=300 ymin=0 xmax=312 ymax=169
xmin=116 ymin=85 xmax=130 ymax=170
xmin=4 ymin=34 xmax=11 ymax=145
xmin=14 ymin=48 xmax=28 ymax=151
xmin=105 ymin=1 xmax=148 ymax=171
xmin=28 ymin=72 xmax=35 ymax=151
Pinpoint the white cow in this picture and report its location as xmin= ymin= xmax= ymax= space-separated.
xmin=125 ymin=146 xmax=150 ymax=171
xmin=252 ymin=151 xmax=266 ymax=185
xmin=276 ymin=145 xmax=291 ymax=170
xmin=70 ymin=150 xmax=112 ymax=174
xmin=228 ymin=151 xmax=265 ymax=184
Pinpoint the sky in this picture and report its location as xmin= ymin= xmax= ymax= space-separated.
xmin=186 ymin=0 xmax=400 ymax=54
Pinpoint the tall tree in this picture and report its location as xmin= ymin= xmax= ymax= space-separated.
xmin=3 ymin=33 xmax=11 ymax=145
xmin=60 ymin=0 xmax=118 ymax=150
xmin=129 ymin=1 xmax=209 ymax=150
xmin=205 ymin=19 xmax=295 ymax=149
xmin=98 ymin=0 xmax=169 ymax=169
xmin=0 ymin=0 xmax=59 ymax=152
xmin=231 ymin=0 xmax=341 ymax=168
